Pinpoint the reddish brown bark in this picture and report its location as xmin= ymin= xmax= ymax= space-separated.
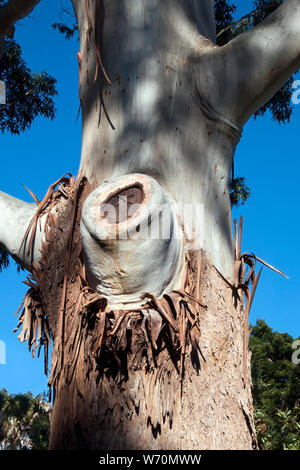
xmin=14 ymin=176 xmax=257 ymax=450
xmin=47 ymin=248 xmax=256 ymax=450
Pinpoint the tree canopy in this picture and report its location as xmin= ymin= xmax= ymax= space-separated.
xmin=0 ymin=0 xmax=57 ymax=135
xmin=249 ymin=320 xmax=300 ymax=450
xmin=0 ymin=389 xmax=50 ymax=449
xmin=0 ymin=36 xmax=56 ymax=134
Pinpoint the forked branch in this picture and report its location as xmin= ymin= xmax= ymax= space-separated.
xmin=222 ymin=0 xmax=300 ymax=126
xmin=194 ymin=0 xmax=300 ymax=132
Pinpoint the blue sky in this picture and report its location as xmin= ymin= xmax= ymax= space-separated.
xmin=0 ymin=0 xmax=299 ymax=396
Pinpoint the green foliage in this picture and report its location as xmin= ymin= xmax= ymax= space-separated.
xmin=0 ymin=243 xmax=9 ymax=272
xmin=230 ymin=176 xmax=251 ymax=207
xmin=0 ymin=243 xmax=24 ymax=272
xmin=51 ymin=2 xmax=78 ymax=41
xmin=254 ymin=76 xmax=294 ymax=124
xmin=249 ymin=320 xmax=300 ymax=450
xmin=0 ymin=37 xmax=57 ymax=134
xmin=214 ymin=0 xmax=237 ymax=45
xmin=0 ymin=389 xmax=50 ymax=450
xmin=0 ymin=24 xmax=58 ymax=272
xmin=52 ymin=22 xmax=78 ymax=40
xmin=0 ymin=2 xmax=57 ymax=272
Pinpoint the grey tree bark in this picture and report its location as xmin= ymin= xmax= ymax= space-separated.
xmin=1 ymin=0 xmax=300 ymax=450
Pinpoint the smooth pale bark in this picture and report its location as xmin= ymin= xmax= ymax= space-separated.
xmin=75 ymin=0 xmax=237 ymax=277
xmin=0 ymin=191 xmax=45 ymax=270
xmin=3 ymin=0 xmax=300 ymax=280
xmin=73 ymin=0 xmax=300 ymax=280
xmin=198 ymin=0 xmax=300 ymax=127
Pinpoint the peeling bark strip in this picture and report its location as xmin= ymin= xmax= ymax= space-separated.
xmin=48 ymin=253 xmax=207 ymax=402
xmin=14 ymin=175 xmax=90 ymax=372
xmin=93 ymin=0 xmax=111 ymax=85
xmin=232 ymin=217 xmax=287 ymax=386
xmin=14 ymin=287 xmax=50 ymax=375
xmin=46 ymin=217 xmax=207 ymax=397
xmin=19 ymin=173 xmax=73 ymax=261
xmin=77 ymin=51 xmax=83 ymax=97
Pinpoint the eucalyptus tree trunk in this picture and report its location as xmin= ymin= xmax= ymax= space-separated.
xmin=2 ymin=0 xmax=300 ymax=450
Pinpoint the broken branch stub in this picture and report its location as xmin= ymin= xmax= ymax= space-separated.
xmin=80 ymin=173 xmax=185 ymax=310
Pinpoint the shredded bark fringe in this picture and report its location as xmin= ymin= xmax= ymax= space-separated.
xmin=14 ymin=285 xmax=51 ymax=374
xmin=15 ymin=177 xmax=284 ymax=415
xmin=232 ymin=216 xmax=287 ymax=385
xmin=14 ymin=174 xmax=77 ymax=377
xmin=13 ymin=179 xmax=270 ymax=448
xmin=14 ymin=174 xmax=210 ymax=404
xmin=48 ymin=250 xmax=208 ymax=402
xmin=19 ymin=173 xmax=73 ymax=262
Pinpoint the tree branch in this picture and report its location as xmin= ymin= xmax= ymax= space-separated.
xmin=0 ymin=191 xmax=44 ymax=270
xmin=0 ymin=0 xmax=40 ymax=35
xmin=221 ymin=0 xmax=300 ymax=126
